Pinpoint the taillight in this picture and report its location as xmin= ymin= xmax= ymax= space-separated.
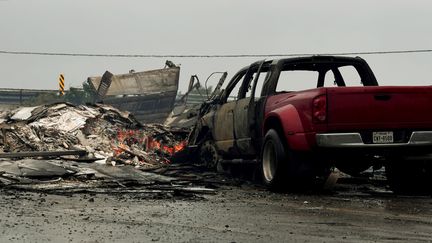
xmin=313 ymin=95 xmax=327 ymax=123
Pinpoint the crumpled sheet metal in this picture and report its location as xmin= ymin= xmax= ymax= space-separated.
xmin=0 ymin=102 xmax=189 ymax=169
xmin=31 ymin=107 xmax=97 ymax=133
xmin=10 ymin=106 xmax=38 ymax=121
xmin=88 ymin=67 xmax=180 ymax=96
xmin=0 ymin=159 xmax=74 ymax=178
xmin=0 ymin=159 xmax=216 ymax=197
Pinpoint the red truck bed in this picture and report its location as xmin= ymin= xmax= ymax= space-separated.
xmin=326 ymin=86 xmax=432 ymax=131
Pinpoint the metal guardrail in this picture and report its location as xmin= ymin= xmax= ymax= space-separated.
xmin=0 ymin=88 xmax=57 ymax=105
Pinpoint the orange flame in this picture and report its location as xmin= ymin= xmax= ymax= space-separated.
xmin=148 ymin=138 xmax=187 ymax=155
xmin=111 ymin=142 xmax=129 ymax=156
xmin=112 ymin=128 xmax=187 ymax=161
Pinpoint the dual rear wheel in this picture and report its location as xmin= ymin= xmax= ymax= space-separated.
xmin=261 ymin=129 xmax=328 ymax=191
xmin=261 ymin=129 xmax=288 ymax=188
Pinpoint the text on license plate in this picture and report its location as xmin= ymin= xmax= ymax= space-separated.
xmin=372 ymin=131 xmax=394 ymax=144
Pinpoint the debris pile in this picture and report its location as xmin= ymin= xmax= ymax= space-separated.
xmin=0 ymin=103 xmax=189 ymax=169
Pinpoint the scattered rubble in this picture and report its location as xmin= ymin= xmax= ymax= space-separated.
xmin=0 ymin=102 xmax=188 ymax=167
xmin=0 ymin=102 xmax=197 ymax=193
xmin=0 ymin=158 xmax=218 ymax=197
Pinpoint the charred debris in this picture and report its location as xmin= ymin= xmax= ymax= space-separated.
xmin=0 ymin=62 xmax=231 ymax=196
xmin=0 ymin=102 xmax=188 ymax=166
xmin=0 ymin=102 xmax=208 ymax=194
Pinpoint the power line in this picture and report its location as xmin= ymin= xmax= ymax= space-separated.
xmin=0 ymin=49 xmax=432 ymax=58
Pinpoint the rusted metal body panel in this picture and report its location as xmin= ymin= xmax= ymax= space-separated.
xmin=88 ymin=66 xmax=180 ymax=124
xmin=188 ymin=61 xmax=266 ymax=160
xmin=213 ymin=102 xmax=236 ymax=152
xmin=88 ymin=67 xmax=179 ymax=96
xmin=102 ymin=91 xmax=177 ymax=123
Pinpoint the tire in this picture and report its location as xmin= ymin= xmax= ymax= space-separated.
xmin=386 ymin=159 xmax=432 ymax=195
xmin=198 ymin=139 xmax=220 ymax=169
xmin=261 ymin=129 xmax=289 ymax=190
xmin=261 ymin=129 xmax=329 ymax=191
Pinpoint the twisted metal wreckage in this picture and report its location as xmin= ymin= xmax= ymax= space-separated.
xmin=0 ymin=62 xmax=223 ymax=196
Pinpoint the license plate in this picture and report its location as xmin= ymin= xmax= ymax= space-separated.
xmin=372 ymin=131 xmax=394 ymax=144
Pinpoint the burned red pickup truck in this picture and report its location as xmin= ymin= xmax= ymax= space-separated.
xmin=188 ymin=56 xmax=432 ymax=193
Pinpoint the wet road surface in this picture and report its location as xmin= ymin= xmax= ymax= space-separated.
xmin=1 ymin=181 xmax=432 ymax=242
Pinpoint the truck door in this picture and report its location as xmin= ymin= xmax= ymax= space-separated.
xmin=233 ymin=61 xmax=267 ymax=156
xmin=212 ymin=71 xmax=247 ymax=155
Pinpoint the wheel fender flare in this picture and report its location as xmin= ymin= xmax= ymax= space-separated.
xmin=264 ymin=105 xmax=310 ymax=151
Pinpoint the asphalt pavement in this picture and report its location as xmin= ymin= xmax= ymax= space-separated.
xmin=1 ymin=178 xmax=431 ymax=242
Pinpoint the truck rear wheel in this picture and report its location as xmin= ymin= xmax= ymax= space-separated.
xmin=261 ymin=129 xmax=288 ymax=190
xmin=386 ymin=160 xmax=432 ymax=195
xmin=261 ymin=129 xmax=329 ymax=191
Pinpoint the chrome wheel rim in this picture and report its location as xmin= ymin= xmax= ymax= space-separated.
xmin=263 ymin=140 xmax=277 ymax=182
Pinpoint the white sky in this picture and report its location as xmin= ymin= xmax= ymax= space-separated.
xmin=0 ymin=0 xmax=431 ymax=92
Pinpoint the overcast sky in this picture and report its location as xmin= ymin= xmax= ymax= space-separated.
xmin=0 ymin=0 xmax=431 ymax=92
